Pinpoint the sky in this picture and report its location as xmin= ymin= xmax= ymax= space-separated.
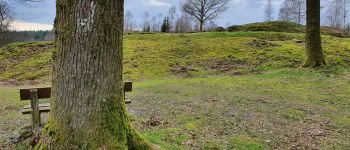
xmin=9 ymin=0 xmax=284 ymax=31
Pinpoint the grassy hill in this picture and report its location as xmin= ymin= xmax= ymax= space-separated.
xmin=228 ymin=21 xmax=346 ymax=37
xmin=0 ymin=31 xmax=350 ymax=149
xmin=1 ymin=31 xmax=350 ymax=84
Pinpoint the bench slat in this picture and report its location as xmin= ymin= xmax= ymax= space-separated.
xmin=21 ymin=107 xmax=51 ymax=114
xmin=21 ymin=100 xmax=132 ymax=114
xmin=22 ymin=103 xmax=51 ymax=109
xmin=20 ymin=87 xmax=51 ymax=100
xmin=20 ymin=82 xmax=133 ymax=100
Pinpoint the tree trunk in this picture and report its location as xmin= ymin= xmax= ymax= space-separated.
xmin=298 ymin=2 xmax=301 ymax=24
xmin=38 ymin=0 xmax=155 ymax=149
xmin=303 ymin=0 xmax=326 ymax=67
xmin=199 ymin=21 xmax=204 ymax=32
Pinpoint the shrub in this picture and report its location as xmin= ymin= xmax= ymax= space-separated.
xmin=227 ymin=25 xmax=242 ymax=32
xmin=214 ymin=26 xmax=226 ymax=32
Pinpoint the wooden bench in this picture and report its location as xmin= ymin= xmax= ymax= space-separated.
xmin=20 ymin=82 xmax=133 ymax=130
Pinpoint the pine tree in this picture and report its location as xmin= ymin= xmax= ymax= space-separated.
xmin=161 ymin=17 xmax=170 ymax=32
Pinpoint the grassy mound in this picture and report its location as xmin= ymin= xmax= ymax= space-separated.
xmin=239 ymin=21 xmax=304 ymax=33
xmin=1 ymin=32 xmax=350 ymax=83
xmin=0 ymin=42 xmax=54 ymax=82
xmin=228 ymin=21 xmax=346 ymax=37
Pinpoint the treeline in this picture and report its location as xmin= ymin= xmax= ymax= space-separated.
xmin=266 ymin=0 xmax=350 ymax=35
xmin=124 ymin=7 xmax=218 ymax=33
xmin=0 ymin=30 xmax=54 ymax=47
xmin=0 ymin=1 xmax=55 ymax=47
xmin=124 ymin=0 xmax=230 ymax=33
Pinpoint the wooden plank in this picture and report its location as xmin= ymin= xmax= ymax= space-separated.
xmin=22 ymin=103 xmax=51 ymax=109
xmin=30 ymin=89 xmax=40 ymax=130
xmin=21 ymin=106 xmax=51 ymax=114
xmin=125 ymin=99 xmax=132 ymax=104
xmin=21 ymin=100 xmax=131 ymax=115
xmin=20 ymin=87 xmax=51 ymax=100
xmin=20 ymin=82 xmax=132 ymax=100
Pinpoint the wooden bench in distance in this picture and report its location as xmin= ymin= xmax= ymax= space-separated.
xmin=20 ymin=82 xmax=133 ymax=129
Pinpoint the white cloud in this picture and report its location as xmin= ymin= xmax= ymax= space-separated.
xmin=10 ymin=20 xmax=53 ymax=31
xmin=148 ymin=0 xmax=171 ymax=6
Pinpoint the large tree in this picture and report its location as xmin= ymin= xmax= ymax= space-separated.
xmin=181 ymin=0 xmax=230 ymax=32
xmin=303 ymin=0 xmax=326 ymax=67
xmin=38 ymin=0 xmax=156 ymax=149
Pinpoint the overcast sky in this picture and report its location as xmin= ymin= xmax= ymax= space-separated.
xmin=9 ymin=0 xmax=284 ymax=31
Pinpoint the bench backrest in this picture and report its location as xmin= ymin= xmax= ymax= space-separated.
xmin=20 ymin=82 xmax=133 ymax=100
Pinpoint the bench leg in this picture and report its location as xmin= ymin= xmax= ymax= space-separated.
xmin=30 ymin=89 xmax=41 ymax=131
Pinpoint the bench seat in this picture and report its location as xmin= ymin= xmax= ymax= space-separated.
xmin=21 ymin=99 xmax=132 ymax=114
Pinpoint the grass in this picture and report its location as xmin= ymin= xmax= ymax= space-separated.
xmin=235 ymin=21 xmax=305 ymax=33
xmin=1 ymin=32 xmax=350 ymax=83
xmin=0 ymin=42 xmax=53 ymax=81
xmin=123 ymin=69 xmax=350 ymax=149
xmin=1 ymin=69 xmax=349 ymax=149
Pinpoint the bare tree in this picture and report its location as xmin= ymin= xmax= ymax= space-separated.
xmin=157 ymin=13 xmax=163 ymax=32
xmin=0 ymin=1 xmax=13 ymax=46
xmin=265 ymin=0 xmax=274 ymax=21
xmin=168 ymin=5 xmax=177 ymax=32
xmin=124 ymin=10 xmax=134 ymax=32
xmin=151 ymin=16 xmax=158 ymax=32
xmin=175 ymin=14 xmax=193 ymax=32
xmin=181 ymin=0 xmax=230 ymax=31
xmin=324 ymin=0 xmax=349 ymax=31
xmin=342 ymin=0 xmax=349 ymax=33
xmin=205 ymin=21 xmax=218 ymax=31
xmin=143 ymin=12 xmax=151 ymax=32
xmin=279 ymin=0 xmax=306 ymax=24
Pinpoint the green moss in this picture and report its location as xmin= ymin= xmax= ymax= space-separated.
xmin=38 ymin=95 xmax=155 ymax=149
xmin=184 ymin=122 xmax=197 ymax=131
xmin=229 ymin=135 xmax=264 ymax=150
xmin=13 ymin=141 xmax=30 ymax=150
xmin=142 ymin=128 xmax=189 ymax=150
xmin=0 ymin=42 xmax=54 ymax=81
xmin=281 ymin=109 xmax=307 ymax=121
xmin=202 ymin=140 xmax=224 ymax=149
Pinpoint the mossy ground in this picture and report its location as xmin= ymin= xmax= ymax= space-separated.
xmin=1 ymin=69 xmax=349 ymax=149
xmin=0 ymin=32 xmax=349 ymax=149
xmin=1 ymin=32 xmax=350 ymax=83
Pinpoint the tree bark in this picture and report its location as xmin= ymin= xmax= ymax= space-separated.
xmin=303 ymin=0 xmax=326 ymax=67
xmin=199 ymin=21 xmax=204 ymax=32
xmin=38 ymin=0 xmax=155 ymax=149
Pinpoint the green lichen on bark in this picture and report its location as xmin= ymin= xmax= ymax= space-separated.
xmin=38 ymin=95 xmax=155 ymax=149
